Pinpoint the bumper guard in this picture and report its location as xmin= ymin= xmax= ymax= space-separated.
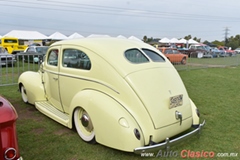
xmin=134 ymin=120 xmax=205 ymax=154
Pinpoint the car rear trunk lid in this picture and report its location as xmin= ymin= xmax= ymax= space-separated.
xmin=125 ymin=67 xmax=192 ymax=129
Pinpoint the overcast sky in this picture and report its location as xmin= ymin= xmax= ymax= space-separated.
xmin=0 ymin=0 xmax=239 ymax=42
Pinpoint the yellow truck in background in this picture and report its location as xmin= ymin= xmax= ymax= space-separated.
xmin=0 ymin=37 xmax=28 ymax=54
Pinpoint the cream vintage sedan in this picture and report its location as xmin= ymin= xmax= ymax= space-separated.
xmin=18 ymin=38 xmax=205 ymax=153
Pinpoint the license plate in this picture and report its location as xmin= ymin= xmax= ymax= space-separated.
xmin=169 ymin=94 xmax=183 ymax=109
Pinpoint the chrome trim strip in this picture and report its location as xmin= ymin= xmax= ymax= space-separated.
xmin=43 ymin=69 xmax=120 ymax=94
xmin=134 ymin=120 xmax=205 ymax=154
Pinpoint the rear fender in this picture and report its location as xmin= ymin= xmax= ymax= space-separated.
xmin=69 ymin=89 xmax=144 ymax=152
xmin=6 ymin=47 xmax=13 ymax=54
xmin=189 ymin=98 xmax=200 ymax=125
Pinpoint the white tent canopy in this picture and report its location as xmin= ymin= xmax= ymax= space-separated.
xmin=117 ymin=35 xmax=127 ymax=39
xmin=48 ymin=32 xmax=68 ymax=40
xmin=3 ymin=30 xmax=48 ymax=40
xmin=128 ymin=36 xmax=142 ymax=42
xmin=159 ymin=37 xmax=170 ymax=43
xmin=159 ymin=37 xmax=199 ymax=44
xmin=87 ymin=34 xmax=110 ymax=38
xmin=188 ymin=39 xmax=199 ymax=44
xmin=170 ymin=38 xmax=179 ymax=43
xmin=68 ymin=32 xmax=84 ymax=39
xmin=178 ymin=38 xmax=187 ymax=44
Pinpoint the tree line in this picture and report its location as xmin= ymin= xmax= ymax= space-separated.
xmin=143 ymin=34 xmax=240 ymax=49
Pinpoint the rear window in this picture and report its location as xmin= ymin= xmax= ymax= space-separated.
xmin=4 ymin=39 xmax=18 ymax=43
xmin=142 ymin=49 xmax=165 ymax=62
xmin=125 ymin=48 xmax=165 ymax=63
xmin=125 ymin=49 xmax=149 ymax=63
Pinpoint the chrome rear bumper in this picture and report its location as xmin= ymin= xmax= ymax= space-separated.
xmin=134 ymin=120 xmax=205 ymax=154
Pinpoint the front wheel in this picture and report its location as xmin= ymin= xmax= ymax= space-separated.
xmin=74 ymin=108 xmax=96 ymax=143
xmin=21 ymin=85 xmax=28 ymax=103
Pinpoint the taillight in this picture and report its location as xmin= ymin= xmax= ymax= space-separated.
xmin=196 ymin=109 xmax=200 ymax=117
xmin=4 ymin=148 xmax=16 ymax=160
xmin=1 ymin=122 xmax=20 ymax=160
xmin=134 ymin=128 xmax=141 ymax=140
xmin=0 ymin=97 xmax=21 ymax=160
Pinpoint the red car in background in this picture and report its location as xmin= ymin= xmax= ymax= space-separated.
xmin=159 ymin=47 xmax=188 ymax=64
xmin=0 ymin=96 xmax=22 ymax=160
xmin=218 ymin=46 xmax=236 ymax=57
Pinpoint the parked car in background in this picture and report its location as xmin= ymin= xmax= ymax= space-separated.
xmin=24 ymin=46 xmax=49 ymax=54
xmin=18 ymin=38 xmax=204 ymax=153
xmin=0 ymin=47 xmax=16 ymax=66
xmin=211 ymin=47 xmax=223 ymax=57
xmin=159 ymin=47 xmax=188 ymax=64
xmin=28 ymin=43 xmax=41 ymax=47
xmin=0 ymin=37 xmax=27 ymax=54
xmin=234 ymin=48 xmax=240 ymax=54
xmin=218 ymin=46 xmax=236 ymax=57
xmin=18 ymin=46 xmax=49 ymax=63
xmin=202 ymin=45 xmax=219 ymax=58
xmin=0 ymin=96 xmax=22 ymax=160
xmin=188 ymin=44 xmax=217 ymax=58
xmin=178 ymin=44 xmax=205 ymax=58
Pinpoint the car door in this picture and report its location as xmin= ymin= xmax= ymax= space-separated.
xmin=42 ymin=46 xmax=64 ymax=112
xmin=59 ymin=46 xmax=92 ymax=114
xmin=173 ymin=49 xmax=181 ymax=62
xmin=165 ymin=49 xmax=174 ymax=62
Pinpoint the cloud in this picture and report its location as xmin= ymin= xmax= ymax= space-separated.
xmin=0 ymin=0 xmax=239 ymax=41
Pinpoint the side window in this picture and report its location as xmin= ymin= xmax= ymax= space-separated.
xmin=28 ymin=47 xmax=34 ymax=52
xmin=165 ymin=49 xmax=171 ymax=54
xmin=172 ymin=50 xmax=178 ymax=54
xmin=47 ymin=49 xmax=59 ymax=66
xmin=62 ymin=49 xmax=91 ymax=70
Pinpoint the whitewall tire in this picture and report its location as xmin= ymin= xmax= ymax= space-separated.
xmin=74 ymin=107 xmax=96 ymax=143
xmin=21 ymin=85 xmax=28 ymax=103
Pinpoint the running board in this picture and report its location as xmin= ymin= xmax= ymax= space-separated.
xmin=35 ymin=101 xmax=70 ymax=127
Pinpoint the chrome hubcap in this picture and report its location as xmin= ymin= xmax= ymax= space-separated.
xmin=80 ymin=111 xmax=93 ymax=132
xmin=81 ymin=114 xmax=89 ymax=127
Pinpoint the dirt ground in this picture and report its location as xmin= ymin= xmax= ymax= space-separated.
xmin=13 ymin=100 xmax=73 ymax=136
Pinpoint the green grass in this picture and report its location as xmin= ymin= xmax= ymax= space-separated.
xmin=188 ymin=55 xmax=240 ymax=65
xmin=172 ymin=55 xmax=240 ymax=71
xmin=0 ymin=64 xmax=240 ymax=159
xmin=179 ymin=67 xmax=240 ymax=155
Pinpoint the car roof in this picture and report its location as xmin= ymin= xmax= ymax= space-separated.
xmin=52 ymin=37 xmax=146 ymax=48
xmin=159 ymin=47 xmax=178 ymax=50
xmin=190 ymin=44 xmax=206 ymax=46
xmin=29 ymin=46 xmax=48 ymax=48
xmin=51 ymin=38 xmax=172 ymax=77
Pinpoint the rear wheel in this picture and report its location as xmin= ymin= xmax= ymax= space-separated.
xmin=181 ymin=57 xmax=186 ymax=64
xmin=21 ymin=85 xmax=28 ymax=103
xmin=74 ymin=107 xmax=96 ymax=143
